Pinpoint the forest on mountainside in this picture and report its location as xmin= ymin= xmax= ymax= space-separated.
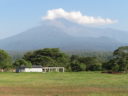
xmin=0 ymin=46 xmax=127 ymax=73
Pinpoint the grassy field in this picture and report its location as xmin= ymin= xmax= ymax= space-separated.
xmin=0 ymin=72 xmax=128 ymax=96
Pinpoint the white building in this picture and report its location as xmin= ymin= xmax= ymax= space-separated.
xmin=16 ymin=65 xmax=42 ymax=72
xmin=16 ymin=65 xmax=65 ymax=73
xmin=42 ymin=67 xmax=65 ymax=72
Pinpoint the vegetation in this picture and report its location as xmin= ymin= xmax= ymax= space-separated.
xmin=0 ymin=49 xmax=12 ymax=71
xmin=1 ymin=46 xmax=128 ymax=72
xmin=21 ymin=48 xmax=102 ymax=72
xmin=0 ymin=72 xmax=128 ymax=96
xmin=70 ymin=55 xmax=101 ymax=71
xmin=23 ymin=48 xmax=70 ymax=70
xmin=13 ymin=59 xmax=32 ymax=68
xmin=103 ymin=46 xmax=128 ymax=73
xmin=65 ymin=50 xmax=113 ymax=62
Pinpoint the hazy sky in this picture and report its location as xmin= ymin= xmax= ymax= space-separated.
xmin=0 ymin=0 xmax=128 ymax=39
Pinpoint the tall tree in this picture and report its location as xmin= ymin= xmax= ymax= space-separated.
xmin=23 ymin=48 xmax=70 ymax=69
xmin=13 ymin=59 xmax=32 ymax=68
xmin=103 ymin=46 xmax=128 ymax=72
xmin=84 ymin=57 xmax=102 ymax=71
xmin=0 ymin=49 xmax=12 ymax=71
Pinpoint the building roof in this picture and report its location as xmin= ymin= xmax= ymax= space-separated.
xmin=20 ymin=65 xmax=42 ymax=68
xmin=31 ymin=65 xmax=42 ymax=68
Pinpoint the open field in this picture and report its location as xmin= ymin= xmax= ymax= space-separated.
xmin=0 ymin=72 xmax=128 ymax=96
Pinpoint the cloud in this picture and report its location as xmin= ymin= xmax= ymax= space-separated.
xmin=42 ymin=8 xmax=117 ymax=25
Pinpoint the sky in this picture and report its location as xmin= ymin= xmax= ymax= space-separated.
xmin=0 ymin=0 xmax=128 ymax=39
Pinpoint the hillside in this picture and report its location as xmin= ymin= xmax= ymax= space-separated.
xmin=0 ymin=20 xmax=126 ymax=51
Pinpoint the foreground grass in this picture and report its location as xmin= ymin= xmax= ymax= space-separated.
xmin=0 ymin=72 xmax=128 ymax=96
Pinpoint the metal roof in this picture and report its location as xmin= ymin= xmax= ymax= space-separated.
xmin=20 ymin=65 xmax=42 ymax=68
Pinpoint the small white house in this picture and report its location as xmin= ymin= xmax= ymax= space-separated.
xmin=16 ymin=65 xmax=42 ymax=72
xmin=16 ymin=65 xmax=65 ymax=73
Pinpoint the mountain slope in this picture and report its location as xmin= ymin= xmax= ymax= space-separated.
xmin=0 ymin=21 xmax=126 ymax=51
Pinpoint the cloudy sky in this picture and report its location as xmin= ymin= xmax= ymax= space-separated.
xmin=0 ymin=0 xmax=128 ymax=39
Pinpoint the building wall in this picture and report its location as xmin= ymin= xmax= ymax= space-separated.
xmin=22 ymin=68 xmax=42 ymax=72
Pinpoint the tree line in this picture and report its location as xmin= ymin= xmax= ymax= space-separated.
xmin=0 ymin=47 xmax=128 ymax=72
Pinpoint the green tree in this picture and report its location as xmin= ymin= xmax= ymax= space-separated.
xmin=113 ymin=46 xmax=128 ymax=58
xmin=0 ymin=49 xmax=12 ymax=70
xmin=70 ymin=55 xmax=86 ymax=72
xmin=102 ymin=58 xmax=119 ymax=72
xmin=23 ymin=48 xmax=70 ymax=70
xmin=13 ymin=59 xmax=32 ymax=68
xmin=70 ymin=55 xmax=101 ymax=71
xmin=84 ymin=57 xmax=102 ymax=71
xmin=70 ymin=62 xmax=82 ymax=72
xmin=103 ymin=46 xmax=128 ymax=72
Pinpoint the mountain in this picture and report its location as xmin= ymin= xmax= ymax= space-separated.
xmin=0 ymin=20 xmax=127 ymax=51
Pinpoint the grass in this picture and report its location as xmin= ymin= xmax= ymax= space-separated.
xmin=0 ymin=72 xmax=128 ymax=96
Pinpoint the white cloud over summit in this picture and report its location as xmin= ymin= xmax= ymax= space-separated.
xmin=42 ymin=8 xmax=117 ymax=25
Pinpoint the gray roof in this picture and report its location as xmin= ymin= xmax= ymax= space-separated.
xmin=31 ymin=65 xmax=42 ymax=68
xmin=20 ymin=65 xmax=42 ymax=68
